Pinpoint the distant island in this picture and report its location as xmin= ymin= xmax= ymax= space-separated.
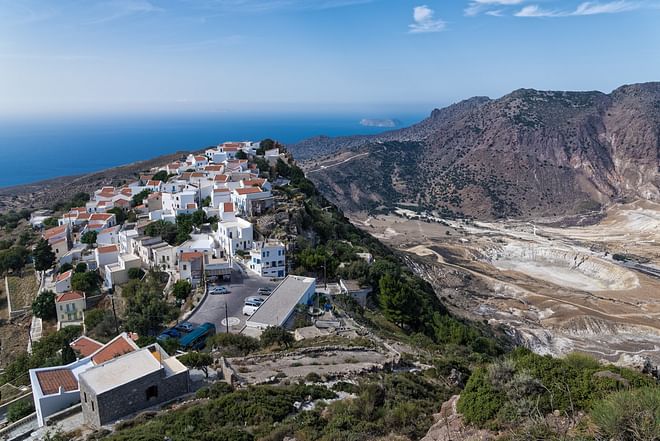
xmin=359 ymin=118 xmax=402 ymax=128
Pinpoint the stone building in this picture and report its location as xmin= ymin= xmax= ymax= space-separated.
xmin=78 ymin=344 xmax=189 ymax=427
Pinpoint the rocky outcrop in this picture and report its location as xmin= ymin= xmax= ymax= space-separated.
xmin=299 ymin=83 xmax=660 ymax=220
xmin=420 ymin=395 xmax=495 ymax=441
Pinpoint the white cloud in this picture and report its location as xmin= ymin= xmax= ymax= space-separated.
xmin=409 ymin=5 xmax=446 ymax=33
xmin=515 ymin=1 xmax=641 ymax=17
xmin=572 ymin=1 xmax=639 ymax=15
xmin=514 ymin=4 xmax=560 ymax=16
xmin=465 ymin=0 xmax=523 ymax=16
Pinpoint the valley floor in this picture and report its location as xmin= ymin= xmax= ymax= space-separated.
xmin=350 ymin=200 xmax=660 ymax=368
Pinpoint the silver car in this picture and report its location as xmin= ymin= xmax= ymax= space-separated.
xmin=209 ymin=286 xmax=229 ymax=295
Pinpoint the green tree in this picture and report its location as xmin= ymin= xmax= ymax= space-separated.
xmin=107 ymin=207 xmax=127 ymax=224
xmin=151 ymin=170 xmax=169 ymax=182
xmin=42 ymin=217 xmax=59 ymax=229
xmin=33 ymin=238 xmax=56 ymax=272
xmin=208 ymin=333 xmax=260 ymax=357
xmin=178 ymin=351 xmax=214 ymax=378
xmin=7 ymin=400 xmax=34 ymax=422
xmin=131 ymin=189 xmax=151 ymax=207
xmin=172 ymin=280 xmax=192 ymax=301
xmin=75 ymin=262 xmax=87 ymax=273
xmin=123 ymin=273 xmax=177 ymax=335
xmin=0 ymin=246 xmax=30 ymax=275
xmin=84 ymin=308 xmax=106 ymax=330
xmin=71 ymin=271 xmax=99 ymax=293
xmin=80 ymin=230 xmax=97 ymax=246
xmin=58 ymin=263 xmax=73 ymax=274
xmin=32 ymin=290 xmax=56 ymax=320
xmin=61 ymin=341 xmax=77 ymax=364
xmin=128 ymin=267 xmax=145 ymax=279
xmin=260 ymin=326 xmax=294 ymax=348
xmin=145 ymin=220 xmax=178 ymax=245
xmin=235 ymin=150 xmax=248 ymax=160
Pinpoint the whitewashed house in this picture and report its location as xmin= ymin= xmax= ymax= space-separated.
xmin=248 ymin=241 xmax=286 ymax=278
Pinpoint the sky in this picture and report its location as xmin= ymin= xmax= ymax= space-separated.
xmin=1 ymin=0 xmax=659 ymax=116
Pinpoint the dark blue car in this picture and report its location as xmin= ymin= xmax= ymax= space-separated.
xmin=157 ymin=328 xmax=181 ymax=341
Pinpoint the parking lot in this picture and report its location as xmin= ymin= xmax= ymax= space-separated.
xmin=186 ymin=265 xmax=279 ymax=333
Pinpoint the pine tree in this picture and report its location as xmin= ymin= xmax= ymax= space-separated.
xmin=33 ymin=238 xmax=56 ymax=272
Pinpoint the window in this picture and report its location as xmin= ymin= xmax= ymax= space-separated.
xmin=84 ymin=392 xmax=87 ymax=402
xmin=183 ymin=264 xmax=187 ymax=270
xmin=146 ymin=385 xmax=159 ymax=400
xmin=91 ymin=401 xmax=95 ymax=412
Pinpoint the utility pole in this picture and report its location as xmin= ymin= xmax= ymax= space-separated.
xmin=323 ymin=257 xmax=327 ymax=290
xmin=110 ymin=291 xmax=119 ymax=336
xmin=224 ymin=301 xmax=229 ymax=333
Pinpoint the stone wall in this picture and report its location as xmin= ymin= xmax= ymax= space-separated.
xmin=80 ymin=369 xmax=190 ymax=428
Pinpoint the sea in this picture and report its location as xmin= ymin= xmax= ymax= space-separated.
xmin=0 ymin=111 xmax=426 ymax=188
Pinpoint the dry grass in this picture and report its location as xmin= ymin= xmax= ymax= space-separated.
xmin=6 ymin=269 xmax=39 ymax=311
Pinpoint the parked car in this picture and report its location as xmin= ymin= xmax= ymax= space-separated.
xmin=209 ymin=285 xmax=229 ymax=295
xmin=245 ymin=296 xmax=265 ymax=305
xmin=257 ymin=287 xmax=272 ymax=295
xmin=243 ymin=300 xmax=261 ymax=316
xmin=157 ymin=328 xmax=181 ymax=341
xmin=175 ymin=322 xmax=194 ymax=332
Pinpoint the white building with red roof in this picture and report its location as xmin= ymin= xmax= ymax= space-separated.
xmin=55 ymin=291 xmax=86 ymax=327
xmin=54 ymin=269 xmax=73 ymax=293
xmin=231 ymin=186 xmax=274 ymax=216
xmin=95 ymin=244 xmax=119 ymax=270
xmin=29 ymin=332 xmax=149 ymax=427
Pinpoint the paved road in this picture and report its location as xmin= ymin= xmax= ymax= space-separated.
xmin=186 ymin=267 xmax=279 ymax=333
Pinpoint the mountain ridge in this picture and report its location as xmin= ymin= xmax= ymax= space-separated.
xmin=294 ymin=82 xmax=660 ymax=219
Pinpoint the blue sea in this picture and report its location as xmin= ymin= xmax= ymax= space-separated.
xmin=0 ymin=111 xmax=426 ymax=188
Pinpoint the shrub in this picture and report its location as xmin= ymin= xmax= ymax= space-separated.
xmin=128 ymin=267 xmax=144 ymax=280
xmin=7 ymin=400 xmax=34 ymax=422
xmin=84 ymin=308 xmax=106 ymax=330
xmin=260 ymin=326 xmax=294 ymax=348
xmin=591 ymin=387 xmax=660 ymax=441
xmin=305 ymin=372 xmax=321 ymax=383
xmin=32 ymin=290 xmax=57 ymax=320
xmin=457 ymin=367 xmax=505 ymax=425
xmin=208 ymin=333 xmax=260 ymax=357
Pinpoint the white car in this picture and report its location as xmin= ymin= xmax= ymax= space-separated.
xmin=242 ymin=302 xmax=260 ymax=316
xmin=244 ymin=296 xmax=265 ymax=305
xmin=209 ymin=286 xmax=228 ymax=295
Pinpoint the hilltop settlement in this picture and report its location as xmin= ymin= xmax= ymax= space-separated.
xmin=0 ymin=139 xmax=657 ymax=441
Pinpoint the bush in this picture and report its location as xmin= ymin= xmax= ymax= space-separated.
xmin=457 ymin=367 xmax=505 ymax=425
xmin=32 ymin=290 xmax=57 ymax=320
xmin=128 ymin=267 xmax=145 ymax=280
xmin=7 ymin=400 xmax=34 ymax=422
xmin=196 ymin=382 xmax=233 ymax=399
xmin=305 ymin=372 xmax=322 ymax=383
xmin=75 ymin=262 xmax=87 ymax=273
xmin=591 ymin=387 xmax=660 ymax=441
xmin=260 ymin=326 xmax=294 ymax=348
xmin=84 ymin=308 xmax=106 ymax=330
xmin=208 ymin=333 xmax=260 ymax=357
xmin=172 ymin=280 xmax=192 ymax=301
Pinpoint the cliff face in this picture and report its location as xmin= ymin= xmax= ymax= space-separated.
xmin=298 ymin=83 xmax=660 ymax=219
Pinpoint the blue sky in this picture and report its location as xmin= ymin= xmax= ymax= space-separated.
xmin=1 ymin=0 xmax=658 ymax=116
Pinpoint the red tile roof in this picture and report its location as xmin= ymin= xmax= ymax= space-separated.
xmin=97 ymin=244 xmax=118 ymax=254
xmin=36 ymin=369 xmax=78 ymax=395
xmin=147 ymin=180 xmax=162 ymax=186
xmin=190 ymin=172 xmax=205 ymax=178
xmin=242 ymin=179 xmax=266 ymax=187
xmin=213 ymin=188 xmax=229 ymax=193
xmin=44 ymin=225 xmax=67 ymax=240
xmin=56 ymin=291 xmax=85 ymax=303
xmin=70 ymin=336 xmax=103 ymax=358
xmin=56 ymin=270 xmax=73 ymax=282
xmin=214 ymin=174 xmax=229 ymax=182
xmin=180 ymin=252 xmax=203 ymax=261
xmin=92 ymin=336 xmax=137 ymax=365
xmin=194 ymin=155 xmax=207 ymax=161
xmin=235 ymin=187 xmax=263 ymax=195
xmin=205 ymin=165 xmax=223 ymax=171
xmin=90 ymin=213 xmax=113 ymax=221
xmin=223 ymin=202 xmax=234 ymax=212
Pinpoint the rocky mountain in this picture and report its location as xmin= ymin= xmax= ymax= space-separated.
xmin=293 ymin=83 xmax=659 ymax=219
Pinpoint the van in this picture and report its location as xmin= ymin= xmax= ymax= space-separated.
xmin=243 ymin=301 xmax=261 ymax=316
